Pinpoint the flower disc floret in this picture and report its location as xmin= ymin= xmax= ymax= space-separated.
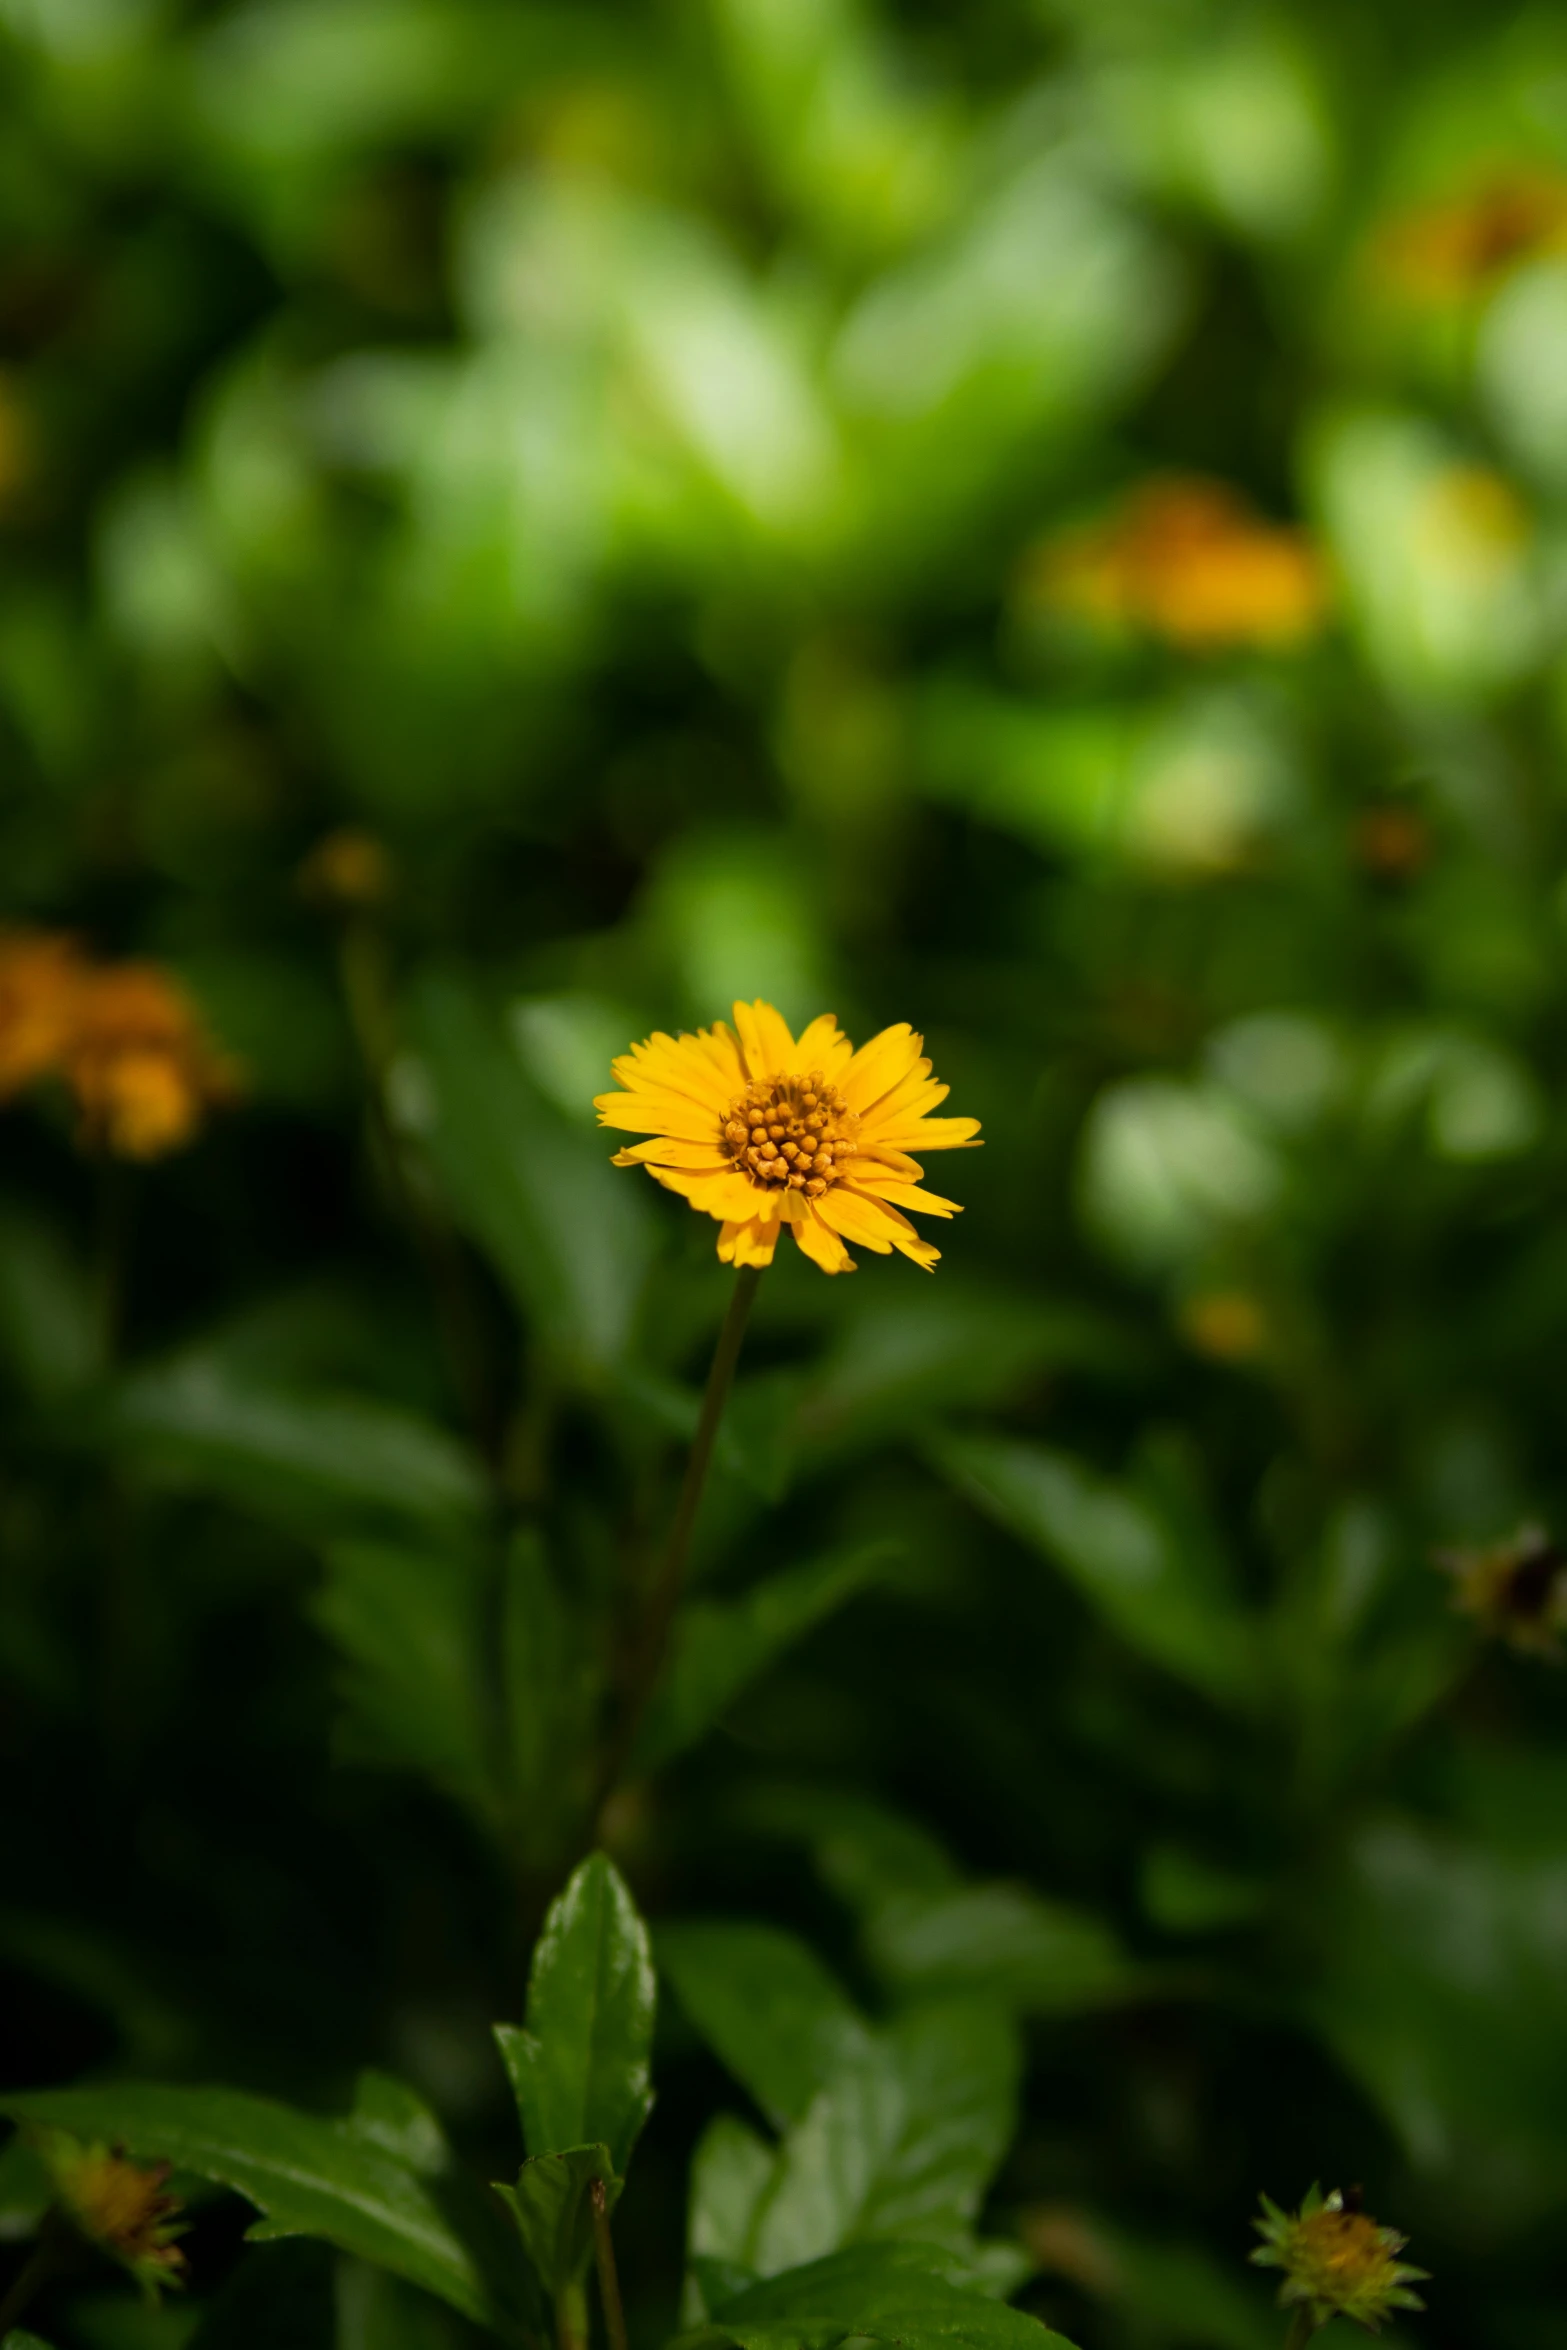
xmin=596 ymin=999 xmax=980 ymax=1274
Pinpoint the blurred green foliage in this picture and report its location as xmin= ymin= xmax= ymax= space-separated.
xmin=7 ymin=0 xmax=1567 ymax=2343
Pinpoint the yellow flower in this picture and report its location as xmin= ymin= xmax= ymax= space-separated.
xmin=1379 ymin=169 xmax=1567 ymax=302
xmin=64 ymin=963 xmax=239 ymax=1160
xmin=1026 ymin=477 xmax=1329 ymax=653
xmin=0 ymin=929 xmax=86 ymax=1098
xmin=35 ymin=2129 xmax=188 ymax=2300
xmin=298 ymin=826 xmax=395 ymax=908
xmin=596 ymin=999 xmax=980 ymax=1274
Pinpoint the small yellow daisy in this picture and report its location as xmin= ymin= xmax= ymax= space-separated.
xmin=596 ymin=999 xmax=981 ymax=1275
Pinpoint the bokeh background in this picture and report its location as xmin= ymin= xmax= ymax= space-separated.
xmin=7 ymin=0 xmax=1567 ymax=2343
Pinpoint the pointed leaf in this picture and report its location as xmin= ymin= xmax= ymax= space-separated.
xmin=109 ymin=1355 xmax=487 ymax=1537
xmin=0 ymin=2079 xmax=538 ymax=2337
xmin=658 ymin=1922 xmax=870 ymax=2130
xmin=495 ymin=1854 xmax=655 ymax=2173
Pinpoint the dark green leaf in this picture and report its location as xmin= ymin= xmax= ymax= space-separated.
xmin=406 ymin=975 xmax=652 ymax=1375
xmin=682 ymin=2241 xmax=1078 ymax=2350
xmin=635 ymin=1547 xmax=892 ymax=1774
xmin=492 ymin=2141 xmax=618 ymax=2296
xmin=861 ymin=1884 xmax=1141 ymax=2014
xmin=108 ymin=1355 xmax=487 ymax=1536
xmin=504 ymin=1532 xmax=597 ymax=1869
xmin=494 ymin=1853 xmax=655 ymax=2173
xmin=798 ymin=1284 xmax=1141 ymax=1457
xmin=0 ymin=2076 xmax=537 ymax=2337
xmin=0 ymin=1198 xmax=99 ymax=1402
xmin=313 ymin=1539 xmax=498 ymax=1828
xmin=658 ymin=1922 xmax=871 ymax=2130
xmin=930 ymin=1433 xmax=1258 ymax=1709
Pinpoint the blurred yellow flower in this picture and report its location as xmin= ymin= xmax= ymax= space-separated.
xmin=1027 ymin=478 xmax=1329 ymax=652
xmin=0 ymin=929 xmax=86 ymax=1097
xmin=1179 ymin=1289 xmax=1268 ymax=1362
xmin=1380 ymin=169 xmax=1567 ymax=301
xmin=35 ymin=2129 xmax=188 ymax=2300
xmin=64 ymin=963 xmax=239 ymax=1160
xmin=298 ymin=826 xmax=395 ymax=908
xmin=597 ymin=999 xmax=980 ymax=1273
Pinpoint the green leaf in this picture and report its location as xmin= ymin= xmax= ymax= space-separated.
xmin=860 ymin=1884 xmax=1139 ymax=2014
xmin=108 ymin=1355 xmax=487 ymax=1537
xmin=503 ymin=1532 xmax=597 ymax=1870
xmin=406 ymin=974 xmax=653 ymax=1376
xmin=687 ymin=2114 xmax=777 ymax=2271
xmin=492 ymin=2142 xmax=618 ymax=2296
xmin=658 ymin=1922 xmax=871 ymax=2129
xmin=312 ymin=1539 xmax=499 ymax=1828
xmin=681 ymin=2242 xmax=1078 ymax=2350
xmin=741 ymin=1791 xmax=1141 ymax=2017
xmin=798 ymin=1284 xmax=1140 ymax=1458
xmin=494 ymin=1853 xmax=655 ymax=2173
xmin=745 ymin=2001 xmax=1021 ymax=2278
xmin=0 ymin=1198 xmax=99 ymax=1403
xmin=0 ymin=2075 xmax=537 ymax=2337
xmin=930 ymin=1433 xmax=1258 ymax=1709
xmin=634 ymin=1546 xmax=892 ymax=1774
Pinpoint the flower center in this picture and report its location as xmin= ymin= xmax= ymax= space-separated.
xmin=721 ymin=1069 xmax=859 ymax=1196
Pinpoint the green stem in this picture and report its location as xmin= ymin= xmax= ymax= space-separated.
xmin=1283 ymin=2310 xmax=1318 ymax=2350
xmin=554 ymin=2277 xmax=589 ymax=2350
xmin=594 ymin=1264 xmax=763 ymax=1820
xmin=590 ymin=2178 xmax=630 ymax=2350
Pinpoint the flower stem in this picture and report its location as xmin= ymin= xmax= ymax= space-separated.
xmin=1283 ymin=2310 xmax=1317 ymax=2350
xmin=555 ymin=2277 xmax=589 ymax=2350
xmin=594 ymin=1264 xmax=763 ymax=1820
xmin=590 ymin=2177 xmax=630 ymax=2350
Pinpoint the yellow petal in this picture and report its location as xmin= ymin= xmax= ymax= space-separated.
xmin=614 ymin=1136 xmax=731 ymax=1169
xmin=718 ymin=1215 xmax=780 ymax=1268
xmin=816 ymin=1187 xmax=898 ymax=1253
xmin=595 ymin=1089 xmax=722 ymax=1142
xmin=648 ymin=1166 xmax=759 ymax=1220
xmin=858 ymin=1071 xmax=945 ymax=1130
xmin=840 ymin=1023 xmax=924 ymax=1112
xmin=731 ymin=999 xmax=798 ymax=1080
xmin=792 ymin=1203 xmax=857 ymax=1274
xmin=844 ymin=1173 xmax=961 ymax=1218
xmin=875 ymin=1115 xmax=982 ymax=1151
xmin=791 ymin=1013 xmax=855 ymax=1081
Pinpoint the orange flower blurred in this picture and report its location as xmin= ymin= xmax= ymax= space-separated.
xmin=1025 ymin=478 xmax=1329 ymax=652
xmin=0 ymin=930 xmax=87 ymax=1098
xmin=63 ymin=963 xmax=239 ymax=1159
xmin=1379 ymin=169 xmax=1567 ymax=302
xmin=297 ymin=825 xmax=394 ymax=909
